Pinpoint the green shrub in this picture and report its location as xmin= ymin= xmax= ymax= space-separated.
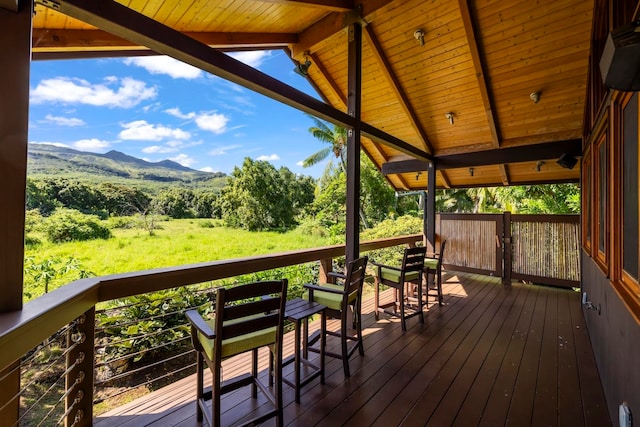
xmin=44 ymin=208 xmax=112 ymax=243
xmin=361 ymin=215 xmax=423 ymax=266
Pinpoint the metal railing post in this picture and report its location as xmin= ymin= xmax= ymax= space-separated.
xmin=65 ymin=308 xmax=95 ymax=427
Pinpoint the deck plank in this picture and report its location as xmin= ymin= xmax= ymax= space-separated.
xmin=93 ymin=272 xmax=612 ymax=427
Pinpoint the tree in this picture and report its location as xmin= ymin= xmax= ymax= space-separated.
xmin=302 ymin=116 xmax=347 ymax=170
xmin=219 ymin=158 xmax=315 ymax=231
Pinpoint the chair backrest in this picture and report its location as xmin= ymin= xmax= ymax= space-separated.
xmin=438 ymin=239 xmax=447 ymax=264
xmin=403 ymin=246 xmax=426 ymax=273
xmin=343 ymin=256 xmax=368 ymax=298
xmin=213 ymin=279 xmax=287 ymax=355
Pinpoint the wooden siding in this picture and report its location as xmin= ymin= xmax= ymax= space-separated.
xmin=94 ymin=272 xmax=610 ymax=426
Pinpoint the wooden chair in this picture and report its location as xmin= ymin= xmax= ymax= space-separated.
xmin=373 ymin=246 xmax=426 ymax=331
xmin=424 ymin=239 xmax=447 ymax=306
xmin=303 ymin=256 xmax=368 ymax=377
xmin=185 ymin=279 xmax=287 ymax=427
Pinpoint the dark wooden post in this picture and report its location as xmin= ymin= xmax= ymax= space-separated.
xmin=0 ymin=362 xmax=20 ymax=424
xmin=0 ymin=0 xmax=31 ymax=314
xmin=425 ymin=162 xmax=436 ymax=253
xmin=503 ymin=211 xmax=512 ymax=286
xmin=319 ymin=258 xmax=333 ymax=284
xmin=345 ymin=22 xmax=362 ymax=264
xmin=66 ymin=308 xmax=95 ymax=427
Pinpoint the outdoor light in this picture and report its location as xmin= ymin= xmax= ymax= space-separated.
xmin=536 ymin=161 xmax=545 ymax=172
xmin=530 ymin=91 xmax=541 ymax=103
xmin=294 ymin=55 xmax=312 ymax=77
xmin=469 ymin=167 xmax=474 ymax=177
xmin=557 ymin=153 xmax=578 ymax=169
xmin=414 ymin=29 xmax=425 ymax=46
xmin=445 ymin=112 xmax=454 ymax=125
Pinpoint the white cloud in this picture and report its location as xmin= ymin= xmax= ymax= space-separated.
xmin=31 ymin=77 xmax=156 ymax=108
xmin=124 ymin=56 xmax=203 ymax=79
xmin=30 ymin=141 xmax=70 ymax=148
xmin=170 ymin=153 xmax=195 ymax=167
xmin=73 ymin=138 xmax=110 ymax=152
xmin=200 ymin=166 xmax=216 ymax=173
xmin=119 ymin=120 xmax=191 ymax=141
xmin=227 ymin=51 xmax=272 ymax=68
xmin=296 ymin=160 xmax=305 ymax=166
xmin=208 ymin=144 xmax=241 ymax=156
xmin=257 ymin=154 xmax=280 ymax=161
xmin=43 ymin=114 xmax=85 ymax=127
xmin=195 ymin=112 xmax=229 ymax=134
xmin=165 ymin=107 xmax=196 ymax=120
xmin=142 ymin=145 xmax=178 ymax=154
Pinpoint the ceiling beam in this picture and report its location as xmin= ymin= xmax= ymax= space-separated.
xmin=499 ymin=165 xmax=510 ymax=186
xmin=309 ymin=52 xmax=347 ymax=106
xmin=51 ymin=0 xmax=431 ymax=162
xmin=439 ymin=171 xmax=451 ymax=189
xmin=458 ymin=0 xmax=500 ymax=148
xmin=251 ymin=0 xmax=354 ymax=12
xmin=32 ymin=28 xmax=297 ymax=52
xmin=290 ymin=0 xmax=394 ymax=58
xmin=381 ymin=139 xmax=581 ymax=175
xmin=363 ymin=25 xmax=433 ymax=154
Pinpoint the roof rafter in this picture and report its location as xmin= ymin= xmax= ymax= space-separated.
xmin=363 ymin=25 xmax=433 ymax=154
xmin=50 ymin=0 xmax=432 ymax=162
xmin=32 ymin=28 xmax=297 ymax=52
xmin=251 ymin=0 xmax=354 ymax=12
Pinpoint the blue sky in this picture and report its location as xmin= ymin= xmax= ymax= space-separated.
xmin=28 ymin=50 xmax=330 ymax=178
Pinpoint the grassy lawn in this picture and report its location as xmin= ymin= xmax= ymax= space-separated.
xmin=24 ymin=218 xmax=333 ymax=300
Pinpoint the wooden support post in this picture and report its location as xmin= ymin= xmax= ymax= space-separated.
xmin=426 ymin=163 xmax=436 ymax=253
xmin=66 ymin=308 xmax=95 ymax=427
xmin=0 ymin=0 xmax=31 ymax=313
xmin=0 ymin=361 xmax=20 ymax=425
xmin=503 ymin=211 xmax=512 ymax=286
xmin=345 ymin=22 xmax=362 ymax=264
xmin=319 ymin=258 xmax=333 ymax=284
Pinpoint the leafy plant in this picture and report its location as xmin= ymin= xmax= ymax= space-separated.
xmin=44 ymin=208 xmax=112 ymax=243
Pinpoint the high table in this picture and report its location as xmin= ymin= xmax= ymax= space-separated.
xmin=282 ymin=298 xmax=326 ymax=403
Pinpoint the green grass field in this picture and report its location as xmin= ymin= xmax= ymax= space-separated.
xmin=24 ymin=218 xmax=333 ymax=301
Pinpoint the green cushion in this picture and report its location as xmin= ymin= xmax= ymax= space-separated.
xmin=197 ymin=314 xmax=277 ymax=360
xmin=303 ymin=283 xmax=357 ymax=311
xmin=379 ymin=267 xmax=420 ymax=283
xmin=424 ymin=258 xmax=439 ymax=269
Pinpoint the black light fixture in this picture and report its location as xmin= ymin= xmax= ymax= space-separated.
xmin=294 ymin=55 xmax=312 ymax=77
xmin=600 ymin=20 xmax=640 ymax=91
xmin=557 ymin=153 xmax=578 ymax=169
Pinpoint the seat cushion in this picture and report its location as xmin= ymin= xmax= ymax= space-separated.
xmin=303 ymin=283 xmax=356 ymax=311
xmin=197 ymin=314 xmax=277 ymax=360
xmin=379 ymin=267 xmax=420 ymax=283
xmin=424 ymin=258 xmax=439 ymax=270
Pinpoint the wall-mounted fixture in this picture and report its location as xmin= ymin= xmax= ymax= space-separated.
xmin=445 ymin=112 xmax=455 ymax=125
xmin=414 ymin=29 xmax=425 ymax=46
xmin=557 ymin=153 xmax=578 ymax=169
xmin=582 ymin=292 xmax=601 ymax=315
xmin=529 ymin=91 xmax=541 ymax=103
xmin=469 ymin=167 xmax=474 ymax=177
xmin=600 ymin=20 xmax=640 ymax=91
xmin=294 ymin=53 xmax=312 ymax=77
xmin=415 ymin=171 xmax=422 ymax=181
xmin=536 ymin=160 xmax=545 ymax=172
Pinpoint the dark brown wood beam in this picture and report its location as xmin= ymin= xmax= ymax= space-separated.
xmin=308 ymin=52 xmax=346 ymax=106
xmin=251 ymin=0 xmax=353 ymax=12
xmin=0 ymin=1 xmax=30 ymax=313
xmin=51 ymin=0 xmax=431 ymax=161
xmin=363 ymin=25 xmax=433 ymax=154
xmin=32 ymin=28 xmax=297 ymax=52
xmin=290 ymin=0 xmax=394 ymax=58
xmin=381 ymin=139 xmax=582 ymax=174
xmin=0 ymin=0 xmax=18 ymax=12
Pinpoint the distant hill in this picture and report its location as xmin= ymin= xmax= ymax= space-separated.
xmin=27 ymin=143 xmax=227 ymax=191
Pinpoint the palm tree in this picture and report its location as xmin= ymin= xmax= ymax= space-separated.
xmin=302 ymin=116 xmax=348 ymax=170
xmin=303 ymin=116 xmax=369 ymax=228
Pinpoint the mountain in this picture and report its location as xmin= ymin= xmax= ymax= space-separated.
xmin=27 ymin=143 xmax=226 ymax=190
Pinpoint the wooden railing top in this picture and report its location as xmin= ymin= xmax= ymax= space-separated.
xmin=0 ymin=234 xmax=422 ymax=370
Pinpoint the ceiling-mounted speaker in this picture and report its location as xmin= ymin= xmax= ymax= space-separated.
xmin=600 ymin=21 xmax=640 ymax=91
xmin=557 ymin=153 xmax=578 ymax=170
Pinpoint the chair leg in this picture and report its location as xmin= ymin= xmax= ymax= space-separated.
xmin=212 ymin=359 xmax=221 ymax=427
xmin=356 ymin=299 xmax=364 ymax=356
xmin=417 ymin=279 xmax=424 ymax=324
xmin=437 ymin=268 xmax=444 ymax=305
xmin=399 ymin=284 xmax=406 ymax=331
xmin=341 ymin=310 xmax=350 ymax=377
xmin=274 ymin=345 xmax=283 ymax=427
xmin=374 ymin=277 xmax=380 ymax=320
xmin=196 ymin=351 xmax=204 ymax=422
xmin=251 ymin=349 xmax=258 ymax=399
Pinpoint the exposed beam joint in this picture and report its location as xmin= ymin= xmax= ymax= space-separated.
xmin=381 ymin=139 xmax=582 ymax=174
xmin=499 ymin=164 xmax=510 ymax=186
xmin=49 ymin=0 xmax=428 ymax=161
xmin=438 ymin=170 xmax=451 ymax=189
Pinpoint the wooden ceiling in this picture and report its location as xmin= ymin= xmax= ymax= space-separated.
xmin=30 ymin=0 xmax=592 ymax=190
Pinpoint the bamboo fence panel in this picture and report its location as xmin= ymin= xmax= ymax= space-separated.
xmin=511 ymin=220 xmax=580 ymax=282
xmin=441 ymin=218 xmax=498 ymax=272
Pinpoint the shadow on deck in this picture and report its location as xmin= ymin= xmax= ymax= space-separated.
xmin=94 ymin=272 xmax=611 ymax=426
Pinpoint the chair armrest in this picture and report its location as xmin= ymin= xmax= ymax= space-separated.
xmin=327 ymin=271 xmax=346 ymax=280
xmin=303 ymin=283 xmax=344 ymax=295
xmin=369 ymin=261 xmax=401 ymax=272
xmin=185 ymin=309 xmax=216 ymax=339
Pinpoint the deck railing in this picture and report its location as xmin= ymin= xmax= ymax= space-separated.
xmin=0 ymin=234 xmax=422 ymax=426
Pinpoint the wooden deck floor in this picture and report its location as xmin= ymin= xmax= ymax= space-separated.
xmin=94 ymin=272 xmax=611 ymax=426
